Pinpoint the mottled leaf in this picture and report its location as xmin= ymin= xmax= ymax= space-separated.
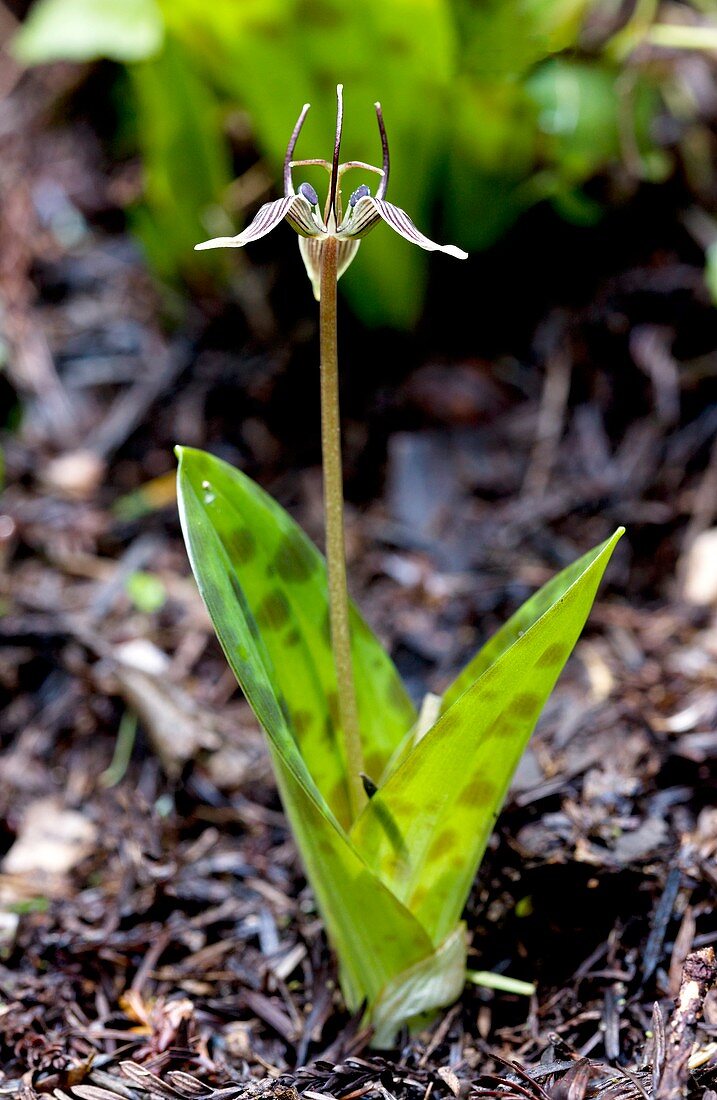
xmin=177 ymin=446 xmax=435 ymax=1014
xmin=178 ymin=447 xmax=415 ymax=826
xmin=351 ymin=530 xmax=623 ymax=945
xmin=442 ymin=534 xmax=623 ymax=710
xmin=370 ymin=923 xmax=467 ymax=1047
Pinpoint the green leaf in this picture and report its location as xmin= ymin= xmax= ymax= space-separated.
xmin=177 ymin=445 xmax=440 ymax=1019
xmin=371 ymin=923 xmax=466 ymax=1047
xmin=525 ymin=59 xmax=665 ymax=190
xmin=351 ymin=529 xmax=623 ymax=946
xmin=178 ymin=446 xmax=621 ymax=1042
xmin=707 ymin=241 xmax=717 ymax=307
xmin=442 ymin=534 xmax=620 ymax=710
xmin=13 ymin=0 xmax=163 ymax=64
xmin=453 ymin=0 xmax=589 ymax=79
xmin=177 ymin=447 xmax=415 ymax=829
xmin=272 ymin=752 xmax=437 ymax=1014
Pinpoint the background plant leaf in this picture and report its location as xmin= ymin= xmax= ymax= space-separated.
xmin=177 ymin=447 xmax=415 ymax=828
xmin=127 ymin=36 xmax=234 ymax=286
xmin=13 ymin=0 xmax=163 ymax=63
xmin=351 ymin=529 xmax=623 ymax=946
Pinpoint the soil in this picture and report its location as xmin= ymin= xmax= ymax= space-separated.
xmin=1 ymin=61 xmax=717 ymax=1100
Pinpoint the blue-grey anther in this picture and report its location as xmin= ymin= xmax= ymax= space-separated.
xmin=298 ymin=182 xmax=319 ymax=205
xmin=349 ymin=184 xmax=371 ymax=207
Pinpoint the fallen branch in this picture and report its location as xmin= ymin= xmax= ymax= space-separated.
xmin=654 ymin=946 xmax=717 ymax=1100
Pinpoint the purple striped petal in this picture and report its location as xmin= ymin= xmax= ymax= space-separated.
xmin=298 ymin=235 xmax=360 ymax=300
xmin=336 ymin=236 xmax=360 ymax=280
xmin=195 ymin=196 xmax=323 ymax=250
xmin=336 ymin=194 xmax=382 ymax=238
xmin=298 ymin=235 xmax=324 ymax=300
xmin=338 ymin=196 xmax=467 ymax=258
xmin=285 ymin=195 xmax=326 ymax=237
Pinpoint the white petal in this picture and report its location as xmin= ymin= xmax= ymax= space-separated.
xmin=338 ymin=196 xmax=467 ymax=258
xmin=195 ymin=195 xmax=322 ymax=251
xmin=297 ymin=236 xmax=360 ymax=300
xmin=336 ymin=236 xmax=360 ymax=280
xmin=285 ymin=195 xmax=327 ymax=237
xmin=298 ymin=235 xmax=324 ymax=300
xmin=336 ymin=194 xmax=382 ymax=238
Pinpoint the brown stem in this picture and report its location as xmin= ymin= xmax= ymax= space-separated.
xmin=319 ymin=236 xmax=366 ymax=820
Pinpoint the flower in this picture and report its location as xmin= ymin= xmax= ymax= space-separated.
xmin=195 ymin=85 xmax=467 ymax=298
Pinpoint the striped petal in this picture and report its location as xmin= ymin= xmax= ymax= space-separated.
xmin=195 ymin=196 xmax=323 ymax=251
xmin=337 ymin=194 xmax=382 ymax=238
xmin=285 ymin=195 xmax=328 ymax=238
xmin=338 ymin=196 xmax=467 ymax=259
xmin=298 ymin=236 xmax=361 ymax=300
xmin=337 ymin=236 xmax=361 ymax=280
xmin=298 ymin=235 xmax=324 ymax=300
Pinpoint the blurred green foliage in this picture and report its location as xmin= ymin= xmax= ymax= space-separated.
xmin=125 ymin=570 xmax=167 ymax=613
xmin=706 ymin=241 xmax=717 ymax=306
xmin=14 ymin=0 xmax=687 ymax=327
xmin=127 ymin=38 xmax=233 ymax=285
xmin=14 ymin=0 xmax=162 ymax=62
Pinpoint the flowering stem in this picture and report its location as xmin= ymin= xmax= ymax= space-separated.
xmin=319 ymin=235 xmax=366 ymax=820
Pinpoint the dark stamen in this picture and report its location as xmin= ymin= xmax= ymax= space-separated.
xmin=299 ymin=182 xmax=319 ymax=206
xmin=329 ymin=84 xmax=344 ymax=221
xmin=374 ymin=102 xmax=390 ymax=200
xmin=349 ymin=184 xmax=371 ymax=207
xmin=284 ymin=103 xmax=311 ymax=195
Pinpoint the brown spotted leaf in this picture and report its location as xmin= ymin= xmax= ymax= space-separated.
xmin=177 ymin=447 xmax=434 ymax=1016
xmin=350 ymin=530 xmax=623 ymax=945
xmin=177 ymin=447 xmax=415 ymax=827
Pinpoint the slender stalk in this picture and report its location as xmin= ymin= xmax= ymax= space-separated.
xmin=319 ymin=236 xmax=366 ymax=820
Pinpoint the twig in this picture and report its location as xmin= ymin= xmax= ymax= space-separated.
xmin=654 ymin=946 xmax=717 ymax=1100
xmin=677 ymin=432 xmax=717 ymax=598
xmin=84 ymin=335 xmax=191 ymax=460
xmin=521 ymin=347 xmax=572 ymax=499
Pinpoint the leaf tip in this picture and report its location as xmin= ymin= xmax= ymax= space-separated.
xmin=607 ymin=526 xmax=626 ymax=552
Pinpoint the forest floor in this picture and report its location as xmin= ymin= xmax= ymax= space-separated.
xmin=1 ymin=66 xmax=717 ymax=1100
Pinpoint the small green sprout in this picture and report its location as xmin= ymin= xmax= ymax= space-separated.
xmin=177 ymin=87 xmax=623 ymax=1046
xmin=125 ymin=570 xmax=167 ymax=614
